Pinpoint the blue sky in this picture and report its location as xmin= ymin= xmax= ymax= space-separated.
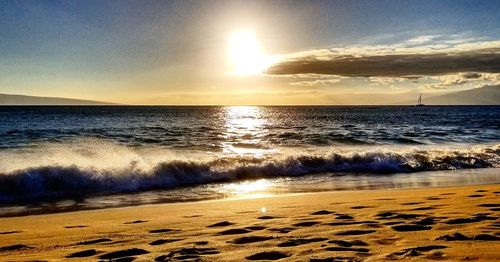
xmin=1 ymin=0 xmax=499 ymax=104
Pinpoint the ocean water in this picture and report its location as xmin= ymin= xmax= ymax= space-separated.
xmin=0 ymin=106 xmax=499 ymax=216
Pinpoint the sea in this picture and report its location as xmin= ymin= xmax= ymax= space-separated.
xmin=0 ymin=105 xmax=499 ymax=216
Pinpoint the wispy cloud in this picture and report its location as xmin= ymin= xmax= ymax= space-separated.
xmin=368 ymin=77 xmax=406 ymax=85
xmin=423 ymin=72 xmax=500 ymax=89
xmin=406 ymin=35 xmax=440 ymax=44
xmin=289 ymin=78 xmax=342 ymax=86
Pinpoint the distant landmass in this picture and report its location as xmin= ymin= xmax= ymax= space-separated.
xmin=0 ymin=94 xmax=116 ymax=105
xmin=321 ymin=85 xmax=499 ymax=105
xmin=416 ymin=85 xmax=500 ymax=105
xmin=1 ymin=86 xmax=499 ymax=105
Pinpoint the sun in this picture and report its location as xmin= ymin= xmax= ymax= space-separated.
xmin=227 ymin=30 xmax=273 ymax=76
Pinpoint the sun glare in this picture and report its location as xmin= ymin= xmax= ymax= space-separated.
xmin=228 ymin=30 xmax=273 ymax=76
xmin=223 ymin=179 xmax=273 ymax=199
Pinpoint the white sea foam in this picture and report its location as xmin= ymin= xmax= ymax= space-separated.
xmin=0 ymin=139 xmax=498 ymax=203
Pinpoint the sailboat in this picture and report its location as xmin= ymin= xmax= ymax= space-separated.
xmin=416 ymin=94 xmax=424 ymax=106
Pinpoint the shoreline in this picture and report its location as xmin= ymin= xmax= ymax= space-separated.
xmin=0 ymin=184 xmax=499 ymax=261
xmin=1 ymin=167 xmax=499 ymax=218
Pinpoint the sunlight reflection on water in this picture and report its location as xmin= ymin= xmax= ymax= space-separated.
xmin=222 ymin=106 xmax=271 ymax=156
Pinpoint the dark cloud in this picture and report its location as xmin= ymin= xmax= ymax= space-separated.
xmin=266 ymin=48 xmax=500 ymax=77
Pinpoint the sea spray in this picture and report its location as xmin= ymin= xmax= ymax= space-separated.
xmin=0 ymin=142 xmax=498 ymax=203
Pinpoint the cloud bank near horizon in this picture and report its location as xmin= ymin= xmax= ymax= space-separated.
xmin=267 ymin=40 xmax=500 ymax=78
xmin=266 ymin=38 xmax=500 ymax=90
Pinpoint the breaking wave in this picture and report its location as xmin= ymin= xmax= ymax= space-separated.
xmin=0 ymin=141 xmax=498 ymax=204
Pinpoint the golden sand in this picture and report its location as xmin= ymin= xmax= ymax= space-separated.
xmin=0 ymin=184 xmax=499 ymax=261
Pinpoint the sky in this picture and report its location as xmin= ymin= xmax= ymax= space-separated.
xmin=1 ymin=0 xmax=499 ymax=105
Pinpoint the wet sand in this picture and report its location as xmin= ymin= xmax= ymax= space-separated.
xmin=0 ymin=184 xmax=499 ymax=261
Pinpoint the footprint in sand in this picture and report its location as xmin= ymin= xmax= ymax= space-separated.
xmin=328 ymin=240 xmax=368 ymax=247
xmin=365 ymin=223 xmax=384 ymax=228
xmin=0 ymin=244 xmax=32 ymax=252
xmin=444 ymin=217 xmax=481 ymax=224
xmin=478 ymin=203 xmax=500 ymax=208
xmin=411 ymin=206 xmax=436 ymax=211
xmin=150 ymin=238 xmax=183 ymax=245
xmin=325 ymin=246 xmax=370 ymax=253
xmin=311 ymin=210 xmax=335 ymax=215
xmin=335 ymin=214 xmax=354 ymax=220
xmin=473 ymin=234 xmax=500 ymax=241
xmin=218 ymin=228 xmax=252 ymax=235
xmin=78 ymin=238 xmax=112 ymax=245
xmin=328 ymin=221 xmax=377 ymax=226
xmin=245 ymin=226 xmax=267 ymax=231
xmin=489 ymin=221 xmax=500 ymax=228
xmin=375 ymin=211 xmax=422 ymax=220
xmin=208 ymin=221 xmax=235 ymax=227
xmin=310 ymin=256 xmax=360 ymax=262
xmin=231 ymin=236 xmax=274 ymax=244
xmin=155 ymin=247 xmax=219 ymax=261
xmin=277 ymin=237 xmax=328 ymax=247
xmin=98 ymin=248 xmax=149 ymax=260
xmin=292 ymin=221 xmax=321 ymax=227
xmin=258 ymin=215 xmax=277 ymax=220
xmin=0 ymin=231 xmax=21 ymax=235
xmin=468 ymin=194 xmax=485 ymax=198
xmin=149 ymin=228 xmax=179 ymax=233
xmin=436 ymin=233 xmax=470 ymax=241
xmin=386 ymin=245 xmax=446 ymax=259
xmin=268 ymin=227 xmax=296 ymax=233
xmin=415 ymin=217 xmax=436 ymax=225
xmin=470 ymin=213 xmax=495 ymax=219
xmin=246 ymin=251 xmax=290 ymax=260
xmin=401 ymin=202 xmax=424 ymax=205
xmin=404 ymin=245 xmax=447 ymax=252
xmin=335 ymin=230 xmax=376 ymax=236
xmin=66 ymin=249 xmax=98 ymax=258
xmin=391 ymin=224 xmax=432 ymax=232
xmin=436 ymin=232 xmax=500 ymax=241
xmin=183 ymin=214 xmax=203 ymax=218
xmin=124 ymin=220 xmax=148 ymax=224
xmin=425 ymin=196 xmax=443 ymax=200
xmin=64 ymin=225 xmax=88 ymax=229
xmin=351 ymin=205 xmax=371 ymax=209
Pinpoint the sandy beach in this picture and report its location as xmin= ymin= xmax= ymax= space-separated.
xmin=2 ymin=0 xmax=500 ymax=260
xmin=0 ymin=184 xmax=498 ymax=261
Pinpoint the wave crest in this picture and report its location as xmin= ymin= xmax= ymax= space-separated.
xmin=0 ymin=144 xmax=498 ymax=203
